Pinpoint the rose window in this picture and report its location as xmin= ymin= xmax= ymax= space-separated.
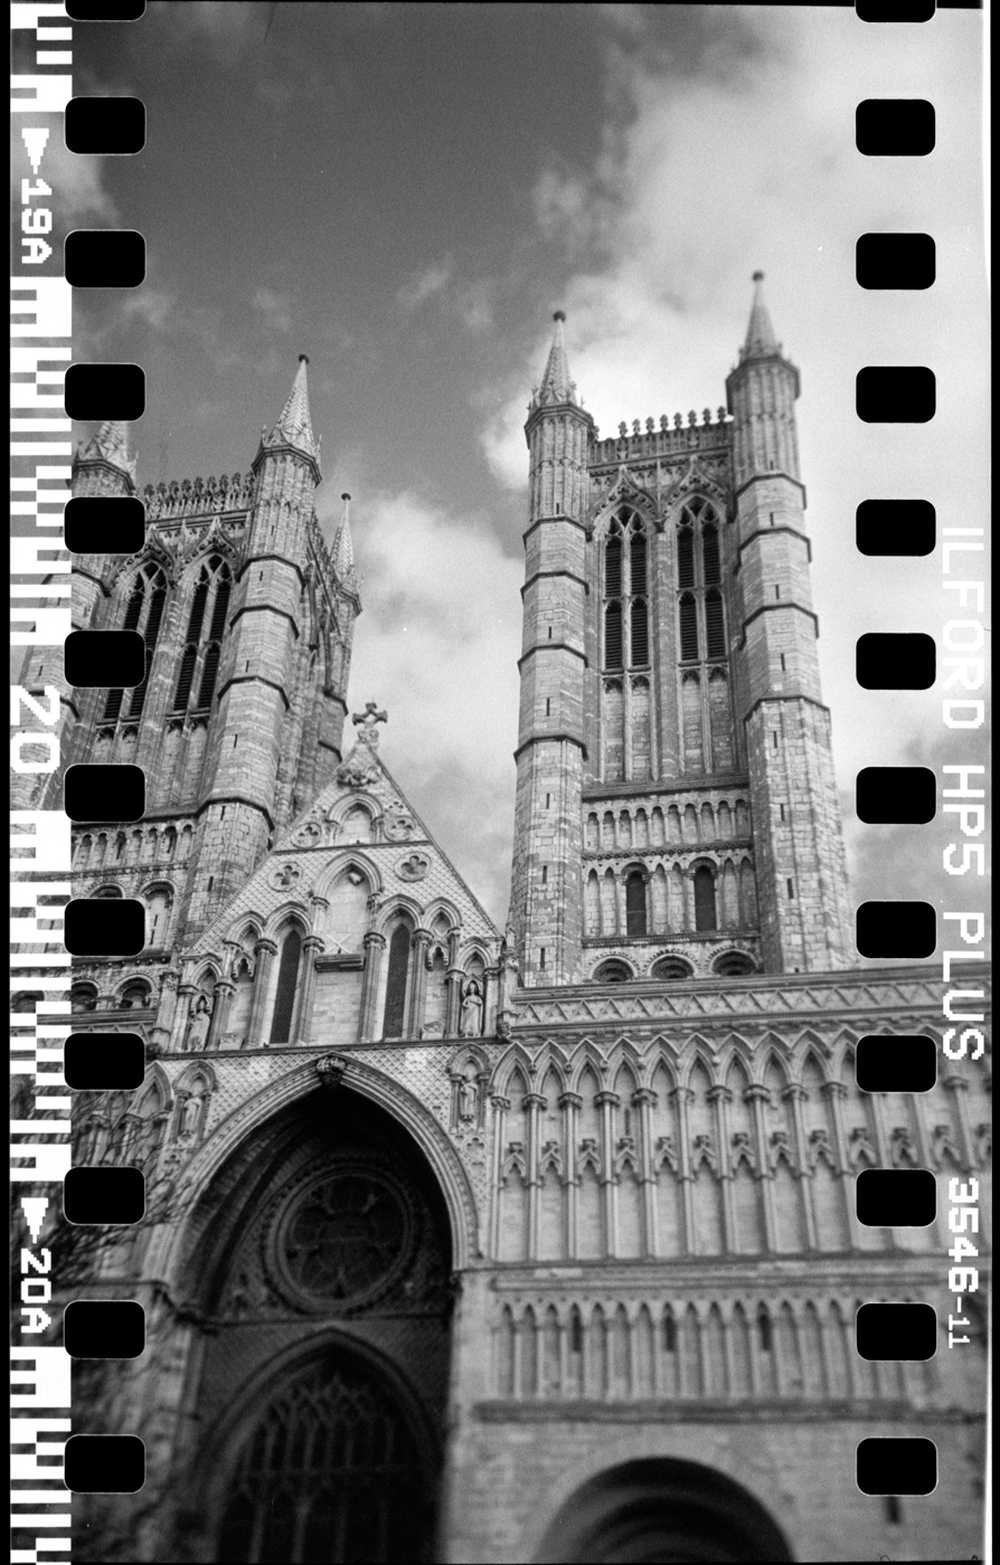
xmin=274 ymin=1165 xmax=412 ymax=1310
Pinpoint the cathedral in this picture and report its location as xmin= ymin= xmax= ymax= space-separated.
xmin=48 ymin=279 xmax=988 ymax=1562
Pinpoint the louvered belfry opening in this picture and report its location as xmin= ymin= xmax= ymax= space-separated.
xmin=602 ymin=510 xmax=649 ymax=672
xmin=102 ymin=563 xmax=167 ymax=723
xmin=604 ymin=602 xmax=623 ymax=670
xmin=196 ymin=568 xmax=231 ymax=710
xmin=601 ymin=507 xmax=652 ymax=781
xmin=676 ymin=501 xmax=727 ymax=666
xmin=679 ymin=593 xmax=699 ymax=661
xmin=172 ymin=554 xmax=232 ymax=716
xmin=705 ymin=588 xmax=726 ymax=659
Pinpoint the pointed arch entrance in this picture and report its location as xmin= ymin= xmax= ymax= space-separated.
xmin=179 ymin=1087 xmax=454 ymax=1565
xmin=533 ymin=1457 xmax=794 ymax=1564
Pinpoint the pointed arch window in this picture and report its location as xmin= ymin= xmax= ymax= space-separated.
xmin=269 ymin=926 xmax=302 ymax=1044
xmin=602 ymin=510 xmax=650 ymax=671
xmin=382 ymin=921 xmax=412 ymax=1038
xmin=676 ymin=501 xmax=733 ymax=776
xmin=172 ymin=555 xmax=232 ymax=715
xmin=625 ymin=869 xmax=647 ymax=938
xmin=102 ymin=562 xmax=168 ymax=724
xmin=196 ymin=567 xmax=231 ymax=709
xmin=693 ymin=865 xmax=717 ymax=932
xmin=676 ymin=501 xmax=727 ymax=665
xmin=218 ymin=1350 xmax=429 ymax=1565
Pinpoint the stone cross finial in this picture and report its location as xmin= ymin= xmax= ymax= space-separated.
xmin=352 ymin=701 xmax=387 ymax=747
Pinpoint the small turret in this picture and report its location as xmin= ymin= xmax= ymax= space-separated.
xmin=332 ymin=491 xmax=356 ymax=583
xmin=254 ymin=353 xmax=321 ymax=479
xmin=726 ymin=272 xmax=800 ymax=486
xmin=740 ymin=270 xmax=781 ymax=361
xmin=72 ymin=420 xmax=136 ymax=497
xmin=532 ymin=309 xmax=576 ymax=408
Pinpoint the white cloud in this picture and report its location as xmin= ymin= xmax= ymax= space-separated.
xmin=252 ymin=286 xmax=293 ymax=334
xmin=120 ymin=286 xmax=177 ymax=332
xmin=397 ymin=255 xmax=455 ymax=311
xmin=347 ymin=490 xmax=522 ymax=923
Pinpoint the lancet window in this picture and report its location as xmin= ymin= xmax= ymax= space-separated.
xmin=602 ymin=510 xmax=650 ymax=672
xmin=172 ymin=554 xmax=232 ymax=715
xmin=676 ymin=498 xmax=735 ymax=774
xmin=601 ymin=507 xmax=653 ymax=782
xmin=269 ymin=925 xmax=303 ymax=1045
xmin=382 ymin=919 xmax=413 ymax=1038
xmin=101 ymin=562 xmax=168 ymax=723
xmin=676 ymin=500 xmax=727 ymax=665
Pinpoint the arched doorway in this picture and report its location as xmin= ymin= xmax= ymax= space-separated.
xmin=179 ymin=1089 xmax=453 ymax=1565
xmin=534 ymin=1458 xmax=794 ymax=1564
xmin=217 ymin=1340 xmax=434 ymax=1563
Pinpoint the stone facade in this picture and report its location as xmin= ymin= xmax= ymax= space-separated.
xmin=41 ymin=289 xmax=989 ymax=1564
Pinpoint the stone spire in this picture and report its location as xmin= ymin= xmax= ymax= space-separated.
xmin=740 ymin=270 xmax=781 ymax=362
xmin=531 ymin=309 xmax=577 ymax=409
xmin=259 ymin=353 xmax=321 ymax=471
xmin=333 ymin=491 xmax=356 ymax=579
xmin=76 ymin=420 xmax=136 ymax=480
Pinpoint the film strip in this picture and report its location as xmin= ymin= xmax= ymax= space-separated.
xmin=9 ymin=2 xmax=989 ymax=1562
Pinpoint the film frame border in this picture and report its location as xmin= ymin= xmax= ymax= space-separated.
xmin=9 ymin=0 xmax=988 ymax=1555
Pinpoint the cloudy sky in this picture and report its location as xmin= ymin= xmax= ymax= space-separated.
xmin=68 ymin=2 xmax=987 ymax=932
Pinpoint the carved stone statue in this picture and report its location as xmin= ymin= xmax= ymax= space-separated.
xmin=459 ymin=980 xmax=484 ymax=1038
xmin=185 ymin=994 xmax=211 ymax=1053
xmin=180 ymin=1092 xmax=203 ymax=1140
xmin=458 ymin=1076 xmax=479 ymax=1122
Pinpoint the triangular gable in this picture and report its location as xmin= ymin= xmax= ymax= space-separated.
xmin=184 ymin=726 xmax=500 ymax=962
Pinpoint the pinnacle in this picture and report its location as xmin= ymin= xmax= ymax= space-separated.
xmin=741 ymin=270 xmax=780 ymax=360
xmin=332 ymin=491 xmax=356 ymax=578
xmin=77 ymin=420 xmax=135 ymax=478
xmin=535 ymin=309 xmax=576 ymax=406
xmin=261 ymin=354 xmax=321 ymax=470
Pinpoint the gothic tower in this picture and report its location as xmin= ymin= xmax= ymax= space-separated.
xmin=725 ymin=274 xmax=853 ymax=971
xmin=511 ymin=279 xmax=853 ymax=984
xmin=509 ymin=312 xmax=595 ymax=986
xmin=66 ymin=357 xmax=360 ymax=1016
